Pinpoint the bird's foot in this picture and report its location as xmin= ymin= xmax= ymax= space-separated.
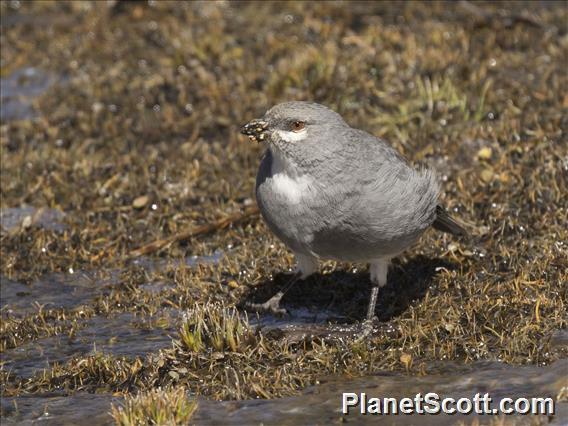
xmin=245 ymin=271 xmax=302 ymax=317
xmin=355 ymin=316 xmax=379 ymax=341
xmin=245 ymin=292 xmax=288 ymax=316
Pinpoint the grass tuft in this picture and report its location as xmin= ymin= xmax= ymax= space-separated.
xmin=178 ymin=302 xmax=257 ymax=353
xmin=111 ymin=387 xmax=197 ymax=426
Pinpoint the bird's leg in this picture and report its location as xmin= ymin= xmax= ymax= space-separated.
xmin=359 ymin=258 xmax=390 ymax=338
xmin=246 ymin=253 xmax=318 ymax=316
xmin=366 ymin=286 xmax=380 ymax=322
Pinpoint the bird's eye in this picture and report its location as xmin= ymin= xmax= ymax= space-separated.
xmin=291 ymin=121 xmax=305 ymax=132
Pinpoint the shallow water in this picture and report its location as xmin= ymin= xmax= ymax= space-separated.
xmin=0 ymin=250 xmax=224 ymax=316
xmin=1 ymin=270 xmax=119 ymax=316
xmin=1 ymin=311 xmax=178 ymax=379
xmin=0 ymin=251 xmax=223 ymax=376
xmin=0 ymin=67 xmax=56 ymax=122
xmin=0 ymin=207 xmax=67 ymax=233
xmin=193 ymin=359 xmax=568 ymax=425
xmin=1 ymin=393 xmax=118 ymax=426
xmin=2 ymin=360 xmax=566 ymax=425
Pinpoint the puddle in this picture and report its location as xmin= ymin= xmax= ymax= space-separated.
xmin=192 ymin=359 xmax=568 ymax=425
xmin=0 ymin=252 xmax=223 ymax=376
xmin=0 ymin=270 xmax=120 ymax=316
xmin=1 ymin=311 xmax=178 ymax=379
xmin=0 ymin=67 xmax=56 ymax=122
xmin=0 ymin=6 xmax=75 ymax=29
xmin=549 ymin=329 xmax=568 ymax=350
xmin=0 ymin=207 xmax=67 ymax=233
xmin=0 ymin=251 xmax=224 ymax=316
xmin=2 ymin=360 xmax=566 ymax=425
xmin=1 ymin=393 xmax=117 ymax=426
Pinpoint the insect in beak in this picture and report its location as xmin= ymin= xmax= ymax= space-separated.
xmin=241 ymin=120 xmax=268 ymax=143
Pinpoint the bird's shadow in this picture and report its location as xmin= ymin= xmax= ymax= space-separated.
xmin=240 ymin=255 xmax=457 ymax=324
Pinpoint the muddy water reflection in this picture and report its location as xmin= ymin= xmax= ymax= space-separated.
xmin=2 ymin=311 xmax=178 ymax=379
xmin=1 ymin=271 xmax=120 ymax=316
xmin=1 ymin=393 xmax=118 ymax=425
xmin=0 ymin=250 xmax=223 ymax=316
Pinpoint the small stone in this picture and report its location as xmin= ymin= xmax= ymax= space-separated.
xmin=92 ymin=102 xmax=104 ymax=114
xmin=477 ymin=147 xmax=492 ymax=160
xmin=21 ymin=215 xmax=33 ymax=229
xmin=132 ymin=195 xmax=149 ymax=209
xmin=480 ymin=168 xmax=494 ymax=183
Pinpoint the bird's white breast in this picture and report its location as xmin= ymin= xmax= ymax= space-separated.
xmin=269 ymin=148 xmax=313 ymax=204
xmin=271 ymin=173 xmax=312 ymax=204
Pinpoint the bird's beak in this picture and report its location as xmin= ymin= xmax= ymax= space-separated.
xmin=240 ymin=119 xmax=268 ymax=143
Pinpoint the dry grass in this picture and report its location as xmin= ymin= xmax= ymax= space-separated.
xmin=178 ymin=303 xmax=256 ymax=353
xmin=111 ymin=387 xmax=197 ymax=426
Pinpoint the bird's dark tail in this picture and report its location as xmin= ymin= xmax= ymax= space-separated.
xmin=432 ymin=205 xmax=468 ymax=237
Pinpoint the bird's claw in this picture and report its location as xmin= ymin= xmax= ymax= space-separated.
xmin=355 ymin=316 xmax=379 ymax=341
xmin=245 ymin=295 xmax=288 ymax=317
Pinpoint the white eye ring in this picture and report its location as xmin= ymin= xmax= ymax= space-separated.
xmin=276 ymin=129 xmax=308 ymax=142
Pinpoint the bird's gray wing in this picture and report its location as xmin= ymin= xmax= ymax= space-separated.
xmin=312 ymin=129 xmax=440 ymax=258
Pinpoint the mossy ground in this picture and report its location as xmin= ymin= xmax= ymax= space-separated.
xmin=1 ymin=0 xmax=567 ymax=422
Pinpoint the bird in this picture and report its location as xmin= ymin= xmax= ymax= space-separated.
xmin=241 ymin=101 xmax=467 ymax=332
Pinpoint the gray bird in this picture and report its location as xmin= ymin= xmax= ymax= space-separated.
xmin=241 ymin=101 xmax=466 ymax=330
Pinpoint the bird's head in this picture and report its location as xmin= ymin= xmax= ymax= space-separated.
xmin=241 ymin=101 xmax=348 ymax=163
